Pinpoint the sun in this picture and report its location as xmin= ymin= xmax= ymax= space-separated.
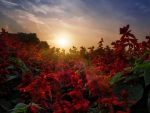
xmin=58 ymin=38 xmax=67 ymax=45
xmin=49 ymin=31 xmax=73 ymax=51
xmin=55 ymin=32 xmax=70 ymax=48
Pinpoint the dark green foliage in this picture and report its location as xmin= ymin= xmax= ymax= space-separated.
xmin=17 ymin=33 xmax=40 ymax=44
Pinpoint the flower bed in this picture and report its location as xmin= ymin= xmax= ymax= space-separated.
xmin=0 ymin=25 xmax=150 ymax=113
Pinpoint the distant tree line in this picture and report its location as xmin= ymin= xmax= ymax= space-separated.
xmin=0 ymin=30 xmax=49 ymax=49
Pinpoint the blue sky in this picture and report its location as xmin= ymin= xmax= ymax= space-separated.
xmin=0 ymin=0 xmax=150 ymax=51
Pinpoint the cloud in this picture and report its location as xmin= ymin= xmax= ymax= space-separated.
xmin=135 ymin=3 xmax=139 ymax=6
xmin=0 ymin=7 xmax=44 ymax=25
xmin=0 ymin=12 xmax=28 ymax=33
xmin=143 ymin=8 xmax=150 ymax=13
xmin=139 ymin=5 xmax=146 ymax=9
xmin=27 ymin=2 xmax=47 ymax=15
xmin=135 ymin=3 xmax=150 ymax=13
xmin=13 ymin=10 xmax=44 ymax=24
xmin=35 ymin=0 xmax=41 ymax=3
xmin=24 ymin=12 xmax=44 ymax=24
xmin=0 ymin=0 xmax=18 ymax=7
xmin=39 ymin=5 xmax=67 ymax=15
xmin=32 ymin=5 xmax=47 ymax=15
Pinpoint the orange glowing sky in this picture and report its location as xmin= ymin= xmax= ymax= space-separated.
xmin=0 ymin=0 xmax=150 ymax=51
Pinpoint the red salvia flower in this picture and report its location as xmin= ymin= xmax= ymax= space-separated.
xmin=101 ymin=96 xmax=118 ymax=106
xmin=16 ymin=72 xmax=34 ymax=88
xmin=52 ymin=100 xmax=72 ymax=113
xmin=120 ymin=24 xmax=129 ymax=34
xmin=128 ymin=100 xmax=135 ymax=105
xmin=118 ymin=101 xmax=126 ymax=107
xmin=116 ymin=107 xmax=130 ymax=113
xmin=29 ymin=104 xmax=40 ymax=113
xmin=121 ymin=90 xmax=128 ymax=99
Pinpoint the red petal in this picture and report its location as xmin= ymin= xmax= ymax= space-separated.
xmin=128 ymin=100 xmax=135 ymax=105
xmin=126 ymin=107 xmax=130 ymax=113
xmin=101 ymin=98 xmax=111 ymax=103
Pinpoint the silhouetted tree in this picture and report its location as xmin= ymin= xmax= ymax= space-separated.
xmin=37 ymin=41 xmax=49 ymax=50
xmin=17 ymin=33 xmax=40 ymax=44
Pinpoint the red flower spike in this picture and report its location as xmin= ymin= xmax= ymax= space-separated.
xmin=108 ymin=104 xmax=114 ymax=113
xmin=101 ymin=98 xmax=111 ymax=103
xmin=112 ymin=100 xmax=118 ymax=105
xmin=40 ymin=72 xmax=46 ymax=79
xmin=29 ymin=104 xmax=39 ymax=113
xmin=118 ymin=101 xmax=126 ymax=107
xmin=53 ymin=110 xmax=63 ymax=113
xmin=116 ymin=107 xmax=130 ymax=113
xmin=52 ymin=100 xmax=72 ymax=113
xmin=40 ymin=100 xmax=49 ymax=109
xmin=116 ymin=111 xmax=126 ymax=113
xmin=128 ymin=100 xmax=135 ymax=105
xmin=71 ymin=75 xmax=78 ymax=84
xmin=146 ymin=36 xmax=150 ymax=39
xmin=126 ymin=107 xmax=130 ymax=113
xmin=74 ymin=104 xmax=82 ymax=110
xmin=121 ymin=90 xmax=128 ymax=99
xmin=120 ymin=24 xmax=129 ymax=34
xmin=29 ymin=88 xmax=36 ymax=98
xmin=69 ymin=90 xmax=83 ymax=100
xmin=16 ymin=72 xmax=34 ymax=89
xmin=101 ymin=96 xmax=118 ymax=106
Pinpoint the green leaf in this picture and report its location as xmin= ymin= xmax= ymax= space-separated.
xmin=148 ymin=92 xmax=150 ymax=113
xmin=12 ymin=71 xmax=19 ymax=75
xmin=0 ymin=99 xmax=13 ymax=111
xmin=145 ymin=60 xmax=150 ymax=63
xmin=109 ymin=72 xmax=123 ymax=85
xmin=16 ymin=59 xmax=23 ymax=67
xmin=31 ymin=103 xmax=43 ymax=110
xmin=123 ymin=75 xmax=137 ymax=83
xmin=137 ymin=73 xmax=144 ymax=77
xmin=89 ymin=108 xmax=100 ymax=113
xmin=16 ymin=59 xmax=29 ymax=73
xmin=7 ymin=58 xmax=29 ymax=73
xmin=7 ymin=57 xmax=16 ymax=62
xmin=20 ymin=62 xmax=29 ymax=72
xmin=140 ymin=51 xmax=150 ymax=61
xmin=100 ymin=109 xmax=108 ymax=113
xmin=114 ymin=83 xmax=143 ymax=106
xmin=34 ymin=69 xmax=41 ymax=74
xmin=0 ymin=57 xmax=2 ymax=61
xmin=11 ymin=103 xmax=27 ymax=113
xmin=135 ymin=50 xmax=150 ymax=65
xmin=11 ymin=109 xmax=25 ymax=113
xmin=6 ymin=74 xmax=18 ymax=81
xmin=12 ymin=103 xmax=27 ymax=109
xmin=144 ymin=67 xmax=150 ymax=86
xmin=124 ymin=67 xmax=132 ymax=71
xmin=134 ymin=62 xmax=150 ymax=69
xmin=117 ymin=76 xmax=126 ymax=82
xmin=6 ymin=65 xmax=15 ymax=69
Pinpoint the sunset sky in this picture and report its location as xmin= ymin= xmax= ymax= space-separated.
xmin=0 ymin=0 xmax=150 ymax=51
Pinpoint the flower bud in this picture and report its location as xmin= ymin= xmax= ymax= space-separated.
xmin=121 ymin=90 xmax=128 ymax=99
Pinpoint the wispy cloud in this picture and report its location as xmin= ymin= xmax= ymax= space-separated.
xmin=0 ymin=8 xmax=44 ymax=25
xmin=0 ymin=0 xmax=18 ymax=7
xmin=27 ymin=2 xmax=47 ymax=15
xmin=39 ymin=5 xmax=66 ymax=14
xmin=25 ymin=12 xmax=44 ymax=24
xmin=135 ymin=2 xmax=150 ymax=13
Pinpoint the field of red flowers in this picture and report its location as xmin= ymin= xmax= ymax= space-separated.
xmin=0 ymin=25 xmax=150 ymax=113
